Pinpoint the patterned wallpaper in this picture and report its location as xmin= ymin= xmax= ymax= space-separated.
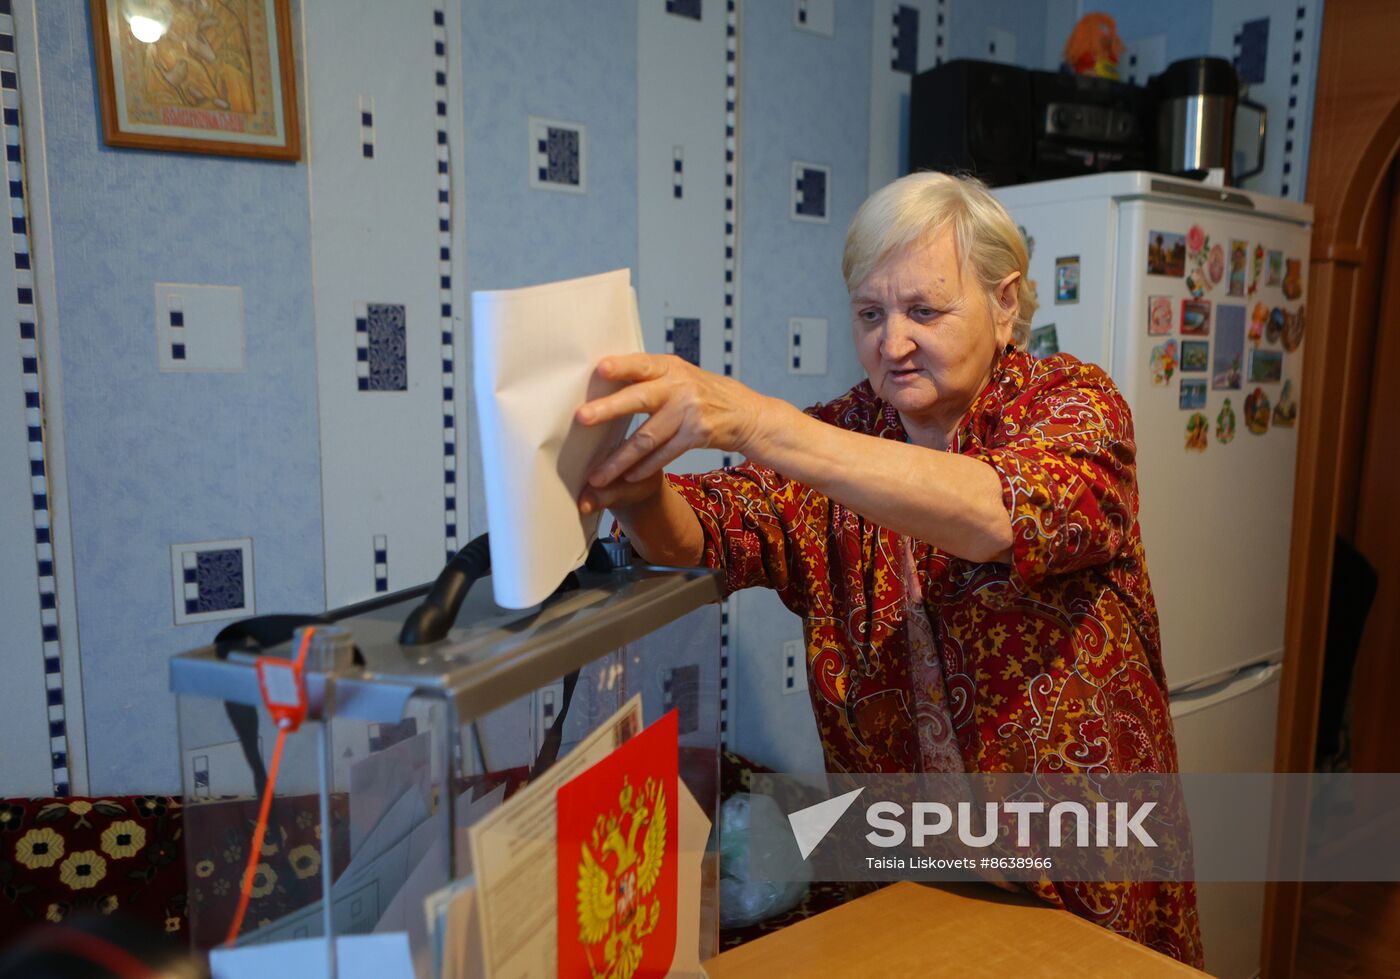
xmin=0 ymin=0 xmax=1327 ymax=794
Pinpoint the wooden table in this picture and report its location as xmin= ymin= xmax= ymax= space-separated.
xmin=702 ymin=881 xmax=1212 ymax=977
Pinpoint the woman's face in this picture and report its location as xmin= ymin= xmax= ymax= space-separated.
xmin=850 ymin=225 xmax=1016 ymax=444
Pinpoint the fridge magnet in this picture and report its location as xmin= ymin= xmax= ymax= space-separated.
xmin=1248 ymin=349 xmax=1284 ymax=384
xmin=1208 ymin=242 xmax=1226 ymax=287
xmin=1147 ymin=230 xmax=1186 ymax=276
xmin=1185 ymin=267 xmax=1209 ymax=299
xmin=1248 ymin=243 xmax=1264 ymax=296
xmin=1283 ymin=258 xmax=1304 ymax=300
xmin=1181 ymin=298 xmax=1211 ymax=336
xmin=1212 ymin=305 xmax=1245 ymax=390
xmin=1273 ymin=379 xmax=1299 ymax=428
xmin=1180 ymin=378 xmax=1207 ymax=411
xmin=1185 ymin=412 xmax=1209 ymax=451
xmin=1148 ymin=295 xmax=1174 ymax=335
xmin=1282 ymin=304 xmax=1305 ymax=352
xmin=1248 ymin=302 xmax=1269 ymax=345
xmin=1054 ymin=256 xmax=1081 ymax=304
xmin=1215 ymin=398 xmax=1237 ymax=444
xmin=1266 ymin=250 xmax=1284 ymax=286
xmin=1228 ymin=239 xmax=1248 ymax=296
xmin=1266 ymin=306 xmax=1286 ymax=344
xmin=1180 ymin=340 xmax=1209 ymax=373
xmin=1244 ymin=387 xmax=1272 ymax=434
xmin=1186 ymin=224 xmax=1208 ymax=267
xmin=1028 ymin=323 xmax=1060 ymax=359
xmin=1150 ymin=339 xmax=1178 ymax=385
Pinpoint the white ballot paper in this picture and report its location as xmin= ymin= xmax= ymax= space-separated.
xmin=472 ymin=268 xmax=643 ymax=609
xmin=468 ymin=693 xmax=643 ymax=979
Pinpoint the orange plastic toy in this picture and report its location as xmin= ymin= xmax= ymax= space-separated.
xmin=1063 ymin=13 xmax=1125 ymax=80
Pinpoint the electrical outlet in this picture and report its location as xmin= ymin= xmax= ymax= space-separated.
xmin=783 ymin=639 xmax=805 ymax=694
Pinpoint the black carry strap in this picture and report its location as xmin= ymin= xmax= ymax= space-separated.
xmin=213 ymin=535 xmax=618 ymax=794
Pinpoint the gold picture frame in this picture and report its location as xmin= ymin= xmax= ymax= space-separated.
xmin=90 ymin=0 xmax=300 ymax=160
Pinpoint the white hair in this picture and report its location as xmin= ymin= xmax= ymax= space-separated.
xmin=842 ymin=171 xmax=1038 ymax=347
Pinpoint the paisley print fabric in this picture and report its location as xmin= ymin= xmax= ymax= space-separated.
xmin=666 ymin=349 xmax=1205 ymax=968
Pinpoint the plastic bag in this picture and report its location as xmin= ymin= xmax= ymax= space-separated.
xmin=718 ymin=793 xmax=812 ymax=928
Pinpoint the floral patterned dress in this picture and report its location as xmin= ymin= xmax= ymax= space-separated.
xmin=666 ymin=348 xmax=1205 ymax=968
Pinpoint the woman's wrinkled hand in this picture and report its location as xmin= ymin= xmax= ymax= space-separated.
xmin=575 ymin=353 xmax=766 ymax=509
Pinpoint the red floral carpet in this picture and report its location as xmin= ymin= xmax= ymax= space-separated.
xmin=0 ymin=796 xmax=186 ymax=944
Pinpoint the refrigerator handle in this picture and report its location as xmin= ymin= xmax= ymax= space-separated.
xmin=1171 ymin=661 xmax=1283 ymax=714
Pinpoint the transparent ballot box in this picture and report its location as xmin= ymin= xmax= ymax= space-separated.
xmin=170 ymin=560 xmax=722 ymax=975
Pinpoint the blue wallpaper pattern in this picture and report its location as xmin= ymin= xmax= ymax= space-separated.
xmin=433 ymin=3 xmax=460 ymax=566
xmin=190 ymin=549 xmax=245 ymax=615
xmin=7 ymin=0 xmax=1329 ymax=792
xmin=2 ymin=3 xmax=68 ymax=797
xmin=33 ymin=0 xmax=325 ymax=794
xmin=365 ymin=302 xmax=408 ymax=392
xmin=459 ymin=0 xmax=639 ymax=539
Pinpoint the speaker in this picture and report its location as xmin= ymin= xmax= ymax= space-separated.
xmin=908 ymin=60 xmax=1033 ymax=187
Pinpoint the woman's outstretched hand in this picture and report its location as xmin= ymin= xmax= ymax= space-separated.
xmin=575 ymin=353 xmax=767 ymax=514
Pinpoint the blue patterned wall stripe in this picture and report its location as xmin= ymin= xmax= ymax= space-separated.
xmin=892 ymin=5 xmax=919 ymax=73
xmin=1 ymin=4 xmax=68 ymax=797
xmin=1280 ymin=6 xmax=1306 ymax=198
xmin=373 ymin=533 xmax=388 ymax=593
xmin=434 ymin=5 xmax=458 ymax=564
xmin=719 ymin=0 xmax=742 ymax=745
xmin=360 ymin=95 xmax=375 ymax=159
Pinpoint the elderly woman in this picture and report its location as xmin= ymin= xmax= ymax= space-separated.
xmin=576 ymin=172 xmax=1204 ymax=968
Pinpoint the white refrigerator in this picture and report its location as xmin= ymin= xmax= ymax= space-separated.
xmin=993 ymin=172 xmax=1312 ymax=979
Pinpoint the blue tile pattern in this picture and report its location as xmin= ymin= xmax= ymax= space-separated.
xmin=2 ymin=10 xmax=68 ymax=797
xmin=667 ymin=316 xmax=701 ymax=366
xmin=190 ymin=548 xmax=245 ymax=615
xmin=719 ymin=0 xmax=740 ymax=744
xmin=892 ymin=5 xmax=919 ymax=74
xmin=373 ymin=533 xmax=388 ymax=593
xmin=1234 ymin=17 xmax=1269 ymax=85
xmin=434 ymin=6 xmax=458 ymax=563
xmin=1280 ymin=8 xmax=1305 ymax=197
xmin=936 ymin=0 xmax=947 ymax=65
xmin=795 ymin=165 xmax=827 ymax=219
xmin=666 ymin=0 xmax=701 ymax=20
xmin=663 ymin=664 xmax=701 ymax=735
xmin=543 ymin=126 xmax=581 ymax=186
xmin=366 ymin=302 xmax=408 ymax=391
xmin=360 ymin=95 xmax=375 ymax=159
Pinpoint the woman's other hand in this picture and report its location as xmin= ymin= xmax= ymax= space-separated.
xmin=576 ymin=353 xmax=768 ymax=491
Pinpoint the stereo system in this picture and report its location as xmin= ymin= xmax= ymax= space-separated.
xmin=908 ymin=59 xmax=1155 ymax=186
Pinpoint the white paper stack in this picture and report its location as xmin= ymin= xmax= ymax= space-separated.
xmin=471 ymin=269 xmax=643 ymax=609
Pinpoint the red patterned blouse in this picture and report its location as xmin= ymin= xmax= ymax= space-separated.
xmin=666 ymin=348 xmax=1205 ymax=968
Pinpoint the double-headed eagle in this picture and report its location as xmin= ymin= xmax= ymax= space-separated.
xmin=575 ymin=775 xmax=668 ymax=979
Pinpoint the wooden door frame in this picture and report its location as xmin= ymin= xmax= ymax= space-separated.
xmin=1261 ymin=48 xmax=1400 ymax=979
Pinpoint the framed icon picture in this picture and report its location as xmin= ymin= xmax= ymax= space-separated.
xmin=90 ymin=0 xmax=300 ymax=160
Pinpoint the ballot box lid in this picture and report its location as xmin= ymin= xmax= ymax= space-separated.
xmin=169 ymin=564 xmax=721 ymax=724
